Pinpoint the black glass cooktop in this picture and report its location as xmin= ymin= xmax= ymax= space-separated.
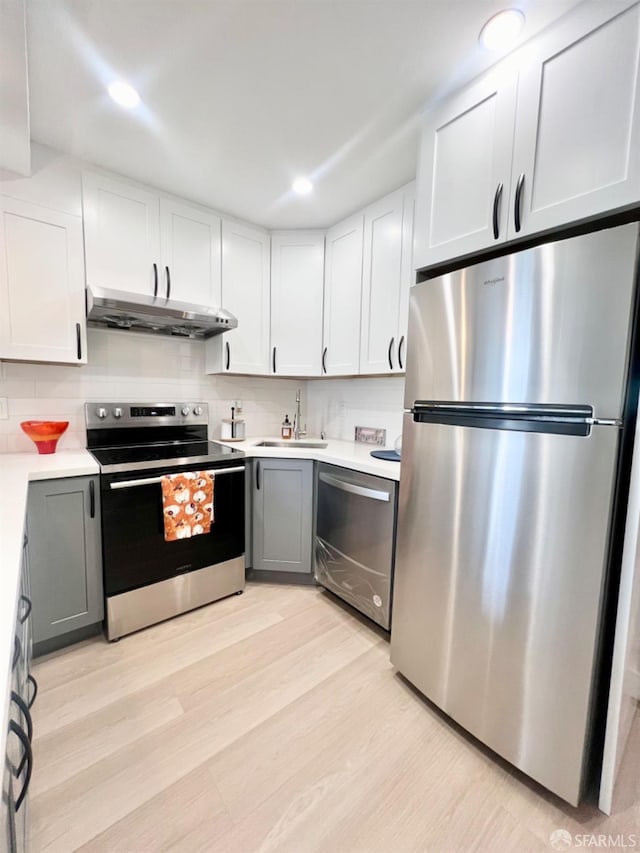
xmin=90 ymin=440 xmax=244 ymax=474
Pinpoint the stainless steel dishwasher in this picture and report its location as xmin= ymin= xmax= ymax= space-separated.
xmin=315 ymin=462 xmax=398 ymax=629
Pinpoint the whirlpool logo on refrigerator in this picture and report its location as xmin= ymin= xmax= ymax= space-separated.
xmin=483 ymin=276 xmax=505 ymax=287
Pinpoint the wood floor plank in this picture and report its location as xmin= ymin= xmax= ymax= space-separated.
xmin=33 ymin=583 xmax=311 ymax=695
xmin=30 ymin=614 xmax=377 ymax=851
xmin=31 ymin=684 xmax=183 ymax=797
xmin=28 ymin=582 xmax=640 ymax=853
xmin=32 ymin=602 xmax=344 ymax=801
xmin=75 ymin=765 xmax=232 ymax=853
xmin=33 ymin=601 xmax=285 ymax=737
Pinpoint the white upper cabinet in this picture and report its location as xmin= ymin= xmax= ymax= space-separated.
xmin=206 ymin=219 xmax=270 ymax=375
xmin=159 ymin=198 xmax=221 ymax=306
xmin=270 ymin=231 xmax=324 ymax=377
xmin=360 ymin=185 xmax=415 ymax=375
xmin=322 ymin=213 xmax=364 ymax=376
xmin=510 ymin=1 xmax=640 ymax=238
xmin=413 ymin=0 xmax=640 ymax=270
xmin=0 ymin=196 xmax=87 ymax=363
xmin=412 ymin=70 xmax=517 ymax=271
xmin=83 ymin=172 xmax=160 ymax=298
xmin=83 ymin=172 xmax=222 ymax=306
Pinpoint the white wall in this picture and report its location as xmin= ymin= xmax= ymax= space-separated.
xmin=0 ymin=328 xmax=301 ymax=453
xmin=306 ymin=376 xmax=405 ymax=446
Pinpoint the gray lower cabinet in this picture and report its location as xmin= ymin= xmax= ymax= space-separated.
xmin=251 ymin=458 xmax=314 ymax=574
xmin=26 ymin=476 xmax=104 ymax=650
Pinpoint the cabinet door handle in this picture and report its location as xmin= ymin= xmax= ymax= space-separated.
xmin=388 ymin=337 xmax=395 ymax=370
xmin=225 ymin=340 xmax=230 ymax=371
xmin=514 ymin=173 xmax=525 ymax=233
xmin=256 ymin=460 xmax=261 ymax=491
xmin=398 ymin=336 xmax=405 ymax=371
xmin=27 ymin=674 xmax=38 ymax=710
xmin=8 ymin=721 xmax=32 ymax=812
xmin=272 ymin=346 xmax=277 ymax=374
xmin=12 ymin=635 xmax=21 ymax=672
xmin=165 ymin=266 xmax=171 ymax=300
xmin=89 ymin=479 xmax=96 ymax=518
xmin=322 ymin=346 xmax=327 ymax=375
xmin=492 ymin=182 xmax=503 ymax=240
xmin=76 ymin=323 xmax=82 ymax=360
xmin=153 ymin=263 xmax=158 ymax=298
xmin=11 ymin=692 xmax=33 ymax=746
xmin=18 ymin=595 xmax=32 ymax=625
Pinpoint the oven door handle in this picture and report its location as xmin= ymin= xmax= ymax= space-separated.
xmin=109 ymin=466 xmax=246 ymax=489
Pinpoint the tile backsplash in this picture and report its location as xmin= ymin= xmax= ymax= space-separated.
xmin=306 ymin=376 xmax=405 ymax=446
xmin=0 ymin=328 xmax=405 ymax=454
xmin=0 ymin=329 xmax=301 ymax=453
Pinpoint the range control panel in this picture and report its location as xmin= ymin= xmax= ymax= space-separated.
xmin=85 ymin=402 xmax=208 ymax=428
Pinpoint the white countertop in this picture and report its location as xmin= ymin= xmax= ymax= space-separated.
xmin=0 ymin=450 xmax=98 ymax=758
xmin=214 ymin=436 xmax=402 ymax=481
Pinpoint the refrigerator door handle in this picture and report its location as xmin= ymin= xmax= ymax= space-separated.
xmin=411 ymin=401 xmax=599 ymax=436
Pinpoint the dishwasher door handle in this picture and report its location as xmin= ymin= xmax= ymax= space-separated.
xmin=319 ymin=472 xmax=390 ymax=502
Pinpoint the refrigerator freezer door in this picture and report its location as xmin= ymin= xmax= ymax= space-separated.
xmin=390 ymin=413 xmax=620 ymax=805
xmin=404 ymin=223 xmax=639 ymax=419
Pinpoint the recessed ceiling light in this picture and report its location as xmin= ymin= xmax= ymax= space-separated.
xmin=292 ymin=177 xmax=313 ymax=196
xmin=108 ymin=80 xmax=141 ymax=109
xmin=479 ymin=9 xmax=525 ymax=51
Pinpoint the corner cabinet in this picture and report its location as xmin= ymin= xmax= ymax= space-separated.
xmin=322 ymin=213 xmax=364 ymax=376
xmin=26 ymin=476 xmax=104 ymax=651
xmin=0 ymin=196 xmax=87 ymax=363
xmin=413 ymin=0 xmax=640 ymax=271
xmin=360 ymin=183 xmax=415 ymax=374
xmin=83 ymin=172 xmax=222 ymax=305
xmin=251 ymin=458 xmax=314 ymax=575
xmin=206 ymin=220 xmax=271 ymax=375
xmin=270 ymin=231 xmax=325 ymax=377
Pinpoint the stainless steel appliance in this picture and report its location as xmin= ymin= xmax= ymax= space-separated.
xmin=315 ymin=462 xmax=397 ymax=629
xmin=86 ymin=402 xmax=245 ymax=640
xmin=86 ymin=285 xmax=238 ymax=339
xmin=391 ymin=223 xmax=640 ymax=806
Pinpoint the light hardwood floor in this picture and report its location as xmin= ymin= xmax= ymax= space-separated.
xmin=30 ymin=582 xmax=640 ymax=852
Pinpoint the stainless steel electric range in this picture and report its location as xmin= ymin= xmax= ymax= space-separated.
xmin=86 ymin=402 xmax=246 ymax=640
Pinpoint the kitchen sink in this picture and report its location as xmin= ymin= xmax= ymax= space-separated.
xmin=255 ymin=440 xmax=328 ymax=449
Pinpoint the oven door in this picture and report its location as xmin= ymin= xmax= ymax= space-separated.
xmin=100 ymin=461 xmax=245 ymax=596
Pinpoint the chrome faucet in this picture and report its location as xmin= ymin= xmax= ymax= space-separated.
xmin=294 ymin=387 xmax=306 ymax=440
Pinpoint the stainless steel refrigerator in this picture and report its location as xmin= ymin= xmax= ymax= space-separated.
xmin=390 ymin=223 xmax=640 ymax=806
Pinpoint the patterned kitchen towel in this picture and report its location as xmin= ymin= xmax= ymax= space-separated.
xmin=161 ymin=471 xmax=214 ymax=541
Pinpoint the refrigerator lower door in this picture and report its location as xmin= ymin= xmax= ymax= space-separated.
xmin=390 ymin=413 xmax=620 ymax=805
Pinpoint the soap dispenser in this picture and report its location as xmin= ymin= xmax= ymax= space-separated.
xmin=281 ymin=415 xmax=292 ymax=439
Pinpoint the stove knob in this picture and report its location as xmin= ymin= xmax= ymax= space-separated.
xmin=96 ymin=407 xmax=107 ymax=419
xmin=113 ymin=407 xmax=123 ymax=419
xmin=181 ymin=406 xmax=190 ymax=417
xmin=193 ymin=405 xmax=203 ymax=416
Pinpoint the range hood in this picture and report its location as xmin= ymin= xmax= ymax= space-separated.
xmin=86 ymin=286 xmax=237 ymax=339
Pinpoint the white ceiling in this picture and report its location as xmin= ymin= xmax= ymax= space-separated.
xmin=26 ymin=0 xmax=582 ymax=229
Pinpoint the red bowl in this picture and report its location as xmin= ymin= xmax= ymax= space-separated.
xmin=20 ymin=421 xmax=69 ymax=454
